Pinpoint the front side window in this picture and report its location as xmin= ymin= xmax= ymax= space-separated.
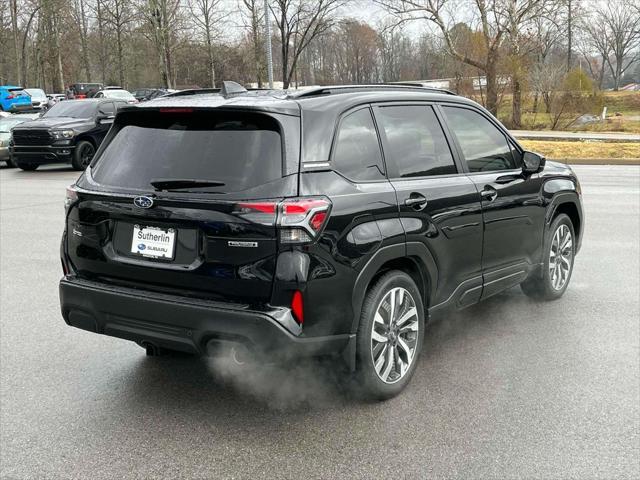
xmin=332 ymin=108 xmax=385 ymax=181
xmin=442 ymin=106 xmax=518 ymax=172
xmin=375 ymin=105 xmax=457 ymax=178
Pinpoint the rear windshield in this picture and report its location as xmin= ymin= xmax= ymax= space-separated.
xmin=90 ymin=110 xmax=283 ymax=193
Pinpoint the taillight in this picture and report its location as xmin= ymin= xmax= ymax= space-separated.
xmin=291 ymin=290 xmax=304 ymax=324
xmin=6 ymin=95 xmax=14 ymax=100
xmin=233 ymin=197 xmax=331 ymax=244
xmin=234 ymin=201 xmax=278 ymax=225
xmin=279 ymin=197 xmax=331 ymax=244
xmin=65 ymin=184 xmax=78 ymax=211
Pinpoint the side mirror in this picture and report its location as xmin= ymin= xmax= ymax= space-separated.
xmin=522 ymin=151 xmax=546 ymax=174
xmin=96 ymin=113 xmax=115 ymax=123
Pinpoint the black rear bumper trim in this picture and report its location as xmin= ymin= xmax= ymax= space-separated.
xmin=59 ymin=276 xmax=352 ymax=359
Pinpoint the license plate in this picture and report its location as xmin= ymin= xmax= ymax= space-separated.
xmin=131 ymin=225 xmax=176 ymax=260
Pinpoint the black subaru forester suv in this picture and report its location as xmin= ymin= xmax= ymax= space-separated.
xmin=60 ymin=83 xmax=583 ymax=399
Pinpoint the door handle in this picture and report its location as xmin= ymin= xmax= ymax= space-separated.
xmin=404 ymin=193 xmax=428 ymax=210
xmin=480 ymin=187 xmax=498 ymax=202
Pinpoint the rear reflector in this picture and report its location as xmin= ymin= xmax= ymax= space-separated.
xmin=291 ymin=290 xmax=304 ymax=324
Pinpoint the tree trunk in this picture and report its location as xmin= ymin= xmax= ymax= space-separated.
xmin=206 ymin=29 xmax=215 ymax=87
xmin=532 ymin=92 xmax=539 ymax=114
xmin=117 ymin=27 xmax=125 ymax=87
xmin=511 ymin=77 xmax=522 ymax=128
xmin=96 ymin=0 xmax=107 ymax=83
xmin=10 ymin=0 xmax=21 ymax=85
xmin=53 ymin=15 xmax=65 ymax=92
xmin=485 ymin=61 xmax=498 ymax=116
xmin=79 ymin=0 xmax=92 ymax=81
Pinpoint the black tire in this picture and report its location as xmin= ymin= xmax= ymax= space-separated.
xmin=354 ymin=270 xmax=425 ymax=400
xmin=5 ymin=156 xmax=15 ymax=168
xmin=71 ymin=140 xmax=95 ymax=171
xmin=17 ymin=163 xmax=38 ymax=171
xmin=521 ymin=213 xmax=576 ymax=301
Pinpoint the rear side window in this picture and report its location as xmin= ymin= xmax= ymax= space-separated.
xmin=375 ymin=105 xmax=457 ymax=178
xmin=442 ymin=106 xmax=518 ymax=172
xmin=332 ymin=108 xmax=385 ymax=181
xmin=91 ymin=111 xmax=283 ymax=193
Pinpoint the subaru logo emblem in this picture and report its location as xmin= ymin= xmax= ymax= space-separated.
xmin=133 ymin=196 xmax=153 ymax=209
xmin=138 ymin=244 xmax=146 ymax=251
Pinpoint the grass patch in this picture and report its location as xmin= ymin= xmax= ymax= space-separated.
xmin=492 ymin=91 xmax=640 ymax=132
xmin=520 ymin=140 xmax=640 ymax=159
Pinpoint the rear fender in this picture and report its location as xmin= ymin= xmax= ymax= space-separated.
xmin=350 ymin=242 xmax=437 ymax=333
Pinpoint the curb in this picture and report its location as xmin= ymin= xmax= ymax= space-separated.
xmin=515 ymin=135 xmax=639 ymax=143
xmin=550 ymin=158 xmax=640 ymax=165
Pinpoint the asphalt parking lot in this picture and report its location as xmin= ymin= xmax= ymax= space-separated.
xmin=1 ymin=164 xmax=639 ymax=479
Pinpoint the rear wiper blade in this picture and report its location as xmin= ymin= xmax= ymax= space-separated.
xmin=150 ymin=178 xmax=226 ymax=191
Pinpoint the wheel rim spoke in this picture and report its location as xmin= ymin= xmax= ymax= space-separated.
xmin=371 ymin=329 xmax=387 ymax=343
xmin=380 ymin=344 xmax=395 ymax=381
xmin=396 ymin=306 xmax=417 ymax=327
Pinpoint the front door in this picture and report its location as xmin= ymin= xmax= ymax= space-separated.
xmin=373 ymin=103 xmax=484 ymax=310
xmin=440 ymin=105 xmax=545 ymax=299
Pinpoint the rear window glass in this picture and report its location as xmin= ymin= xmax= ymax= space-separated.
xmin=90 ymin=111 xmax=283 ymax=193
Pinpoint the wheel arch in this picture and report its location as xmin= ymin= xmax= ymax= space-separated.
xmin=545 ymin=191 xmax=583 ymax=253
xmin=350 ymin=242 xmax=437 ymax=334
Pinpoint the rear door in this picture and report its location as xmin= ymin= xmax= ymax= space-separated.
xmin=440 ymin=105 xmax=544 ymax=298
xmin=373 ymin=103 xmax=484 ymax=309
xmin=67 ymin=108 xmax=298 ymax=303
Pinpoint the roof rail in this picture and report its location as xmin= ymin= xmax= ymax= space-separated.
xmin=289 ymin=84 xmax=456 ymax=99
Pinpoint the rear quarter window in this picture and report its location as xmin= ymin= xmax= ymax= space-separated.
xmin=90 ymin=110 xmax=284 ymax=194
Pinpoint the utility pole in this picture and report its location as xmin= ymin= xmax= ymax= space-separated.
xmin=263 ymin=0 xmax=274 ymax=88
xmin=567 ymin=0 xmax=572 ymax=71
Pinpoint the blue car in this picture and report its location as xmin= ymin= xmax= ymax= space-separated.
xmin=0 ymin=86 xmax=33 ymax=112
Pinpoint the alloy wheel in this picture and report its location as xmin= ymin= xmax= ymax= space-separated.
xmin=370 ymin=287 xmax=419 ymax=384
xmin=549 ymin=224 xmax=573 ymax=290
xmin=79 ymin=144 xmax=95 ymax=168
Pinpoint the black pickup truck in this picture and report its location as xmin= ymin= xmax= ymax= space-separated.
xmin=10 ymin=98 xmax=127 ymax=171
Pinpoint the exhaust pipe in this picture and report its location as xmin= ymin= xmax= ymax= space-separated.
xmin=206 ymin=339 xmax=252 ymax=366
xmin=141 ymin=341 xmax=163 ymax=357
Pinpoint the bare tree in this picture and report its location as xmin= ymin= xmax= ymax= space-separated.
xmin=144 ymin=0 xmax=181 ymax=88
xmin=72 ymin=0 xmax=92 ymax=81
xmin=376 ymin=0 xmax=507 ymax=114
xmin=270 ymin=0 xmax=343 ymax=89
xmin=240 ymin=0 xmax=265 ymax=87
xmin=102 ymin=0 xmax=135 ymax=87
xmin=598 ymin=1 xmax=640 ymax=90
xmin=188 ymin=0 xmax=227 ymax=87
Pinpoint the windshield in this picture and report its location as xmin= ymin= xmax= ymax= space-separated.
xmin=44 ymin=101 xmax=96 ymax=119
xmin=91 ymin=111 xmax=283 ymax=193
xmin=25 ymin=89 xmax=46 ymax=98
xmin=0 ymin=118 xmax=27 ymax=132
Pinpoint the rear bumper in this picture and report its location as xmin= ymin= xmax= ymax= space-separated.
xmin=0 ymin=146 xmax=9 ymax=161
xmin=11 ymin=145 xmax=73 ymax=164
xmin=59 ymin=276 xmax=353 ymax=359
xmin=5 ymin=103 xmax=32 ymax=112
